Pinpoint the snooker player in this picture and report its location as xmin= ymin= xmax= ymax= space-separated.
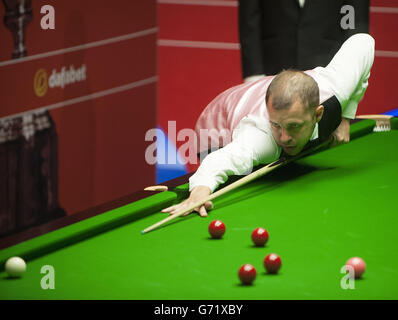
xmin=162 ymin=33 xmax=375 ymax=217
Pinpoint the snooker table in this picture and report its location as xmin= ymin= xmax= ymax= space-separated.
xmin=1 ymin=118 xmax=398 ymax=300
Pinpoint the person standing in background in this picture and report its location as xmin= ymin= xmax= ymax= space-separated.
xmin=239 ymin=0 xmax=370 ymax=82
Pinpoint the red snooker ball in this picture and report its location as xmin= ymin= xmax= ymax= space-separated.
xmin=238 ymin=264 xmax=256 ymax=285
xmin=346 ymin=257 xmax=366 ymax=279
xmin=251 ymin=227 xmax=269 ymax=246
xmin=208 ymin=220 xmax=226 ymax=239
xmin=264 ymin=253 xmax=282 ymax=274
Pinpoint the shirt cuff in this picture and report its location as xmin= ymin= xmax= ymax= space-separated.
xmin=189 ymin=174 xmax=219 ymax=193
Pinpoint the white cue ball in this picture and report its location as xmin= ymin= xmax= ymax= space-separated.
xmin=5 ymin=257 xmax=26 ymax=277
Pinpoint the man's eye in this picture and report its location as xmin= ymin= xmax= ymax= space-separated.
xmin=289 ymin=124 xmax=301 ymax=129
xmin=271 ymin=122 xmax=280 ymax=128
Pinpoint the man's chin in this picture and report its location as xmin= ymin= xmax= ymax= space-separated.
xmin=283 ymin=146 xmax=300 ymax=156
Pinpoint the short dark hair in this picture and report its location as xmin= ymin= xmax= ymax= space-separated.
xmin=265 ymin=69 xmax=319 ymax=112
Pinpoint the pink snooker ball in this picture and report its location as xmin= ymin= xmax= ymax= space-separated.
xmin=346 ymin=257 xmax=366 ymax=279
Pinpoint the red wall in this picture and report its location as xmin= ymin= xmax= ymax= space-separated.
xmin=366 ymin=1 xmax=398 ymax=113
xmin=158 ymin=0 xmax=398 ymax=173
xmin=0 ymin=0 xmax=157 ymax=215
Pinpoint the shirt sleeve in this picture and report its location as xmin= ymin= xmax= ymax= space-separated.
xmin=319 ymin=33 xmax=375 ymax=119
xmin=189 ymin=116 xmax=281 ymax=192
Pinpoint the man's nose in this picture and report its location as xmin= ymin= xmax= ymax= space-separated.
xmin=280 ymin=128 xmax=292 ymax=144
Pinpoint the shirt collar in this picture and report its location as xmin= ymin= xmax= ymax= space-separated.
xmin=310 ymin=122 xmax=319 ymax=141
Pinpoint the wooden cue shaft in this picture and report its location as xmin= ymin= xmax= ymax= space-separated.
xmin=141 ymin=159 xmax=286 ymax=234
xmin=141 ymin=138 xmax=331 ymax=234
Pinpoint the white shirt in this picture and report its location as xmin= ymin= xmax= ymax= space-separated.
xmin=189 ymin=33 xmax=375 ymax=193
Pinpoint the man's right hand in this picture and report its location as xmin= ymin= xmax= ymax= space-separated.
xmin=161 ymin=186 xmax=213 ymax=217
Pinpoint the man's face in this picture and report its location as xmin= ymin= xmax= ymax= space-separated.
xmin=267 ymin=96 xmax=321 ymax=156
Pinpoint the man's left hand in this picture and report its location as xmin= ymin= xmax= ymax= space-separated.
xmin=330 ymin=118 xmax=351 ymax=147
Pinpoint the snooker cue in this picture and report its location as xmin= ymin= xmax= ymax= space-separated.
xmin=141 ymin=138 xmax=332 ymax=234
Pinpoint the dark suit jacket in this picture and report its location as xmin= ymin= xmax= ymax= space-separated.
xmin=239 ymin=0 xmax=370 ymax=78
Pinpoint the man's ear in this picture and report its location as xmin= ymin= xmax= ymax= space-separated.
xmin=315 ymin=105 xmax=324 ymax=123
